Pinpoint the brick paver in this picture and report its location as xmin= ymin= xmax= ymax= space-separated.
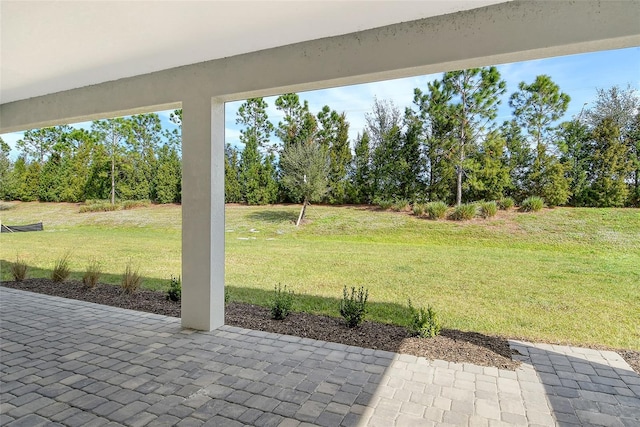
xmin=1 ymin=287 xmax=639 ymax=426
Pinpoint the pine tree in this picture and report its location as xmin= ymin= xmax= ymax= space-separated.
xmin=510 ymin=75 xmax=571 ymax=205
xmin=349 ymin=132 xmax=372 ymax=204
xmin=585 ymin=118 xmax=632 ymax=207
xmin=154 ymin=145 xmax=182 ymax=204
xmin=466 ymin=131 xmax=511 ymax=201
xmin=0 ymin=137 xmax=14 ymax=200
xmin=317 ymin=107 xmax=351 ymax=203
xmin=443 ymin=68 xmax=506 ymax=205
xmin=224 ymin=144 xmax=242 ymax=203
xmin=413 ymin=82 xmax=457 ymax=203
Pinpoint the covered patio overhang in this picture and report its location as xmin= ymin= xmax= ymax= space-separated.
xmin=1 ymin=0 xmax=639 ymax=331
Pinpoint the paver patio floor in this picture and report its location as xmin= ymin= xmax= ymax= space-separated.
xmin=1 ymin=287 xmax=639 ymax=426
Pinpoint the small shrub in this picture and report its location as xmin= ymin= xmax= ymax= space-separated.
xmin=449 ymin=203 xmax=477 ymax=221
xmin=340 ymin=286 xmax=369 ymax=328
xmin=166 ymin=275 xmax=181 ymax=302
xmin=82 ymin=259 xmax=101 ymax=288
xmin=408 ymin=299 xmax=441 ymax=338
xmin=391 ymin=199 xmax=410 ymax=212
xmin=122 ymin=199 xmax=151 ymax=210
xmin=270 ymin=284 xmax=294 ymax=320
xmin=412 ymin=203 xmax=425 ymax=216
xmin=10 ymin=256 xmax=28 ymax=282
xmin=479 ymin=201 xmax=498 ymax=219
xmin=121 ymin=261 xmax=142 ymax=294
xmin=51 ymin=252 xmax=71 ymax=283
xmin=426 ymin=201 xmax=448 ymax=220
xmin=498 ymin=197 xmax=515 ymax=210
xmin=520 ymin=196 xmax=544 ymax=212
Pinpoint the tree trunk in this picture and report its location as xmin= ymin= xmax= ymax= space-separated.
xmin=296 ymin=198 xmax=308 ymax=227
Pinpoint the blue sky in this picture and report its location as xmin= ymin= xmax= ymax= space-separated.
xmin=2 ymin=46 xmax=638 ymax=160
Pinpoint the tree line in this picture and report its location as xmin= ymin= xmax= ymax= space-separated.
xmin=1 ymin=70 xmax=638 ymax=208
xmin=0 ymin=113 xmax=182 ymax=204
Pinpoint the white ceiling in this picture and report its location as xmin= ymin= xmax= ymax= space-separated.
xmin=0 ymin=1 xmax=508 ymax=104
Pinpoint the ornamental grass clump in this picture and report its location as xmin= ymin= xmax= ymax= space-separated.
xmin=82 ymin=258 xmax=102 ymax=289
xmin=121 ymin=261 xmax=142 ymax=294
xmin=51 ymin=252 xmax=71 ymax=283
xmin=479 ymin=201 xmax=498 ymax=219
xmin=340 ymin=286 xmax=369 ymax=328
xmin=270 ymin=284 xmax=294 ymax=320
xmin=520 ymin=196 xmax=544 ymax=212
xmin=412 ymin=203 xmax=425 ymax=217
xmin=425 ymin=201 xmax=448 ymax=220
xmin=449 ymin=203 xmax=477 ymax=221
xmin=408 ymin=299 xmax=441 ymax=338
xmin=10 ymin=256 xmax=28 ymax=282
xmin=498 ymin=197 xmax=515 ymax=210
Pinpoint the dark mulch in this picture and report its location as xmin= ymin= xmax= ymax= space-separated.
xmin=3 ymin=279 xmax=638 ymax=374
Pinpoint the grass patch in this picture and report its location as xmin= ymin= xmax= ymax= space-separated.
xmin=1 ymin=201 xmax=639 ymax=349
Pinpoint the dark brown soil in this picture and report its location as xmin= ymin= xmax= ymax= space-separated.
xmin=3 ymin=279 xmax=638 ymax=374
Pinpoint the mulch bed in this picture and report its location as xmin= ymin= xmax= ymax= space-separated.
xmin=3 ymin=279 xmax=638 ymax=373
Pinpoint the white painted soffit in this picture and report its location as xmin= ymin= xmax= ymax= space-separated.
xmin=0 ymin=0 xmax=509 ymax=104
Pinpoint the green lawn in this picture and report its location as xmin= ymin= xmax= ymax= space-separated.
xmin=1 ymin=201 xmax=639 ymax=350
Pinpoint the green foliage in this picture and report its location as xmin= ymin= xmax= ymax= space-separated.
xmin=122 ymin=199 xmax=150 ymax=210
xmin=375 ymin=198 xmax=394 ymax=210
xmin=10 ymin=256 xmax=28 ymax=282
xmin=412 ymin=203 xmax=425 ymax=216
xmin=498 ymin=197 xmax=515 ymax=210
xmin=224 ymin=144 xmax=242 ymax=203
xmin=391 ymin=199 xmax=410 ymax=212
xmin=425 ymin=201 xmax=448 ymax=220
xmin=79 ymin=201 xmax=120 ymax=213
xmin=154 ymin=145 xmax=182 ymax=204
xmin=520 ymin=196 xmax=544 ymax=212
xmin=408 ymin=299 xmax=441 ymax=338
xmin=449 ymin=203 xmax=477 ymax=221
xmin=270 ymin=284 xmax=294 ymax=320
xmin=121 ymin=261 xmax=142 ymax=294
xmin=82 ymin=259 xmax=101 ymax=289
xmin=280 ymin=140 xmax=329 ymax=206
xmin=479 ymin=201 xmax=498 ymax=218
xmin=443 ymin=67 xmax=507 ymax=205
xmin=51 ymin=252 xmax=71 ymax=283
xmin=166 ymin=275 xmax=181 ymax=302
xmin=340 ymin=286 xmax=369 ymax=328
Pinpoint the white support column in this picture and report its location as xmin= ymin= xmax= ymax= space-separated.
xmin=181 ymin=95 xmax=225 ymax=330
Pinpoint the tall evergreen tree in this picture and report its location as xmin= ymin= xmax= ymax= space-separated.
xmin=236 ymin=98 xmax=275 ymax=204
xmin=0 ymin=137 xmax=16 ymax=200
xmin=224 ymin=144 xmax=242 ymax=203
xmin=154 ymin=144 xmax=182 ymax=204
xmin=584 ymin=118 xmax=632 ymax=207
xmin=444 ymin=67 xmax=506 ymax=205
xmin=500 ymin=120 xmax=533 ymax=202
xmin=317 ymin=107 xmax=352 ymax=203
xmin=413 ymin=82 xmax=456 ymax=203
xmin=275 ymin=94 xmax=317 ymax=149
xmin=466 ymin=131 xmax=511 ymax=201
xmin=558 ymin=119 xmax=591 ymax=206
xmin=365 ymin=98 xmax=403 ymax=201
xmin=510 ymin=75 xmax=571 ymax=205
xmin=91 ymin=118 xmax=131 ymax=204
xmin=349 ymin=132 xmax=372 ymax=204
